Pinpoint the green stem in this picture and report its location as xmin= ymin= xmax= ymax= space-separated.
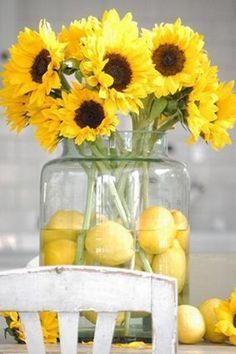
xmin=59 ymin=71 xmax=71 ymax=92
xmin=124 ymin=312 xmax=131 ymax=337
xmin=75 ymin=164 xmax=96 ymax=265
xmin=142 ymin=162 xmax=149 ymax=209
xmin=138 ymin=249 xmax=153 ymax=273
xmin=89 ymin=143 xmax=131 ymax=228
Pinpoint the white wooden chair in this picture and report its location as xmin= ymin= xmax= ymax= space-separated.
xmin=0 ymin=266 xmax=177 ymax=354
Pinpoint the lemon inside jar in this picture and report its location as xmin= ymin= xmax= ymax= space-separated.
xmin=85 ymin=221 xmax=134 ymax=266
xmin=41 ymin=210 xmax=84 ymax=265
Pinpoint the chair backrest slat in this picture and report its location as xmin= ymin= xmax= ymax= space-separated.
xmin=0 ymin=266 xmax=177 ymax=354
xmin=19 ymin=312 xmax=45 ymax=354
xmin=92 ymin=312 xmax=117 ymax=354
xmin=58 ymin=312 xmax=79 ymax=354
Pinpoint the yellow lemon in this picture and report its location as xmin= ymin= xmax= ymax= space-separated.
xmin=83 ymin=311 xmax=125 ymax=325
xmin=152 ymin=240 xmax=186 ymax=293
xmin=43 ymin=239 xmax=76 ymax=265
xmin=138 ymin=206 xmax=176 ymax=254
xmin=85 ymin=221 xmax=134 ymax=266
xmin=135 ymin=264 xmax=143 ymax=271
xmin=90 ymin=213 xmax=108 ymax=226
xmin=178 ymin=305 xmax=206 ymax=344
xmin=176 ymin=228 xmax=190 ymax=253
xmin=171 ymin=209 xmax=189 ymax=252
xmin=84 ymin=251 xmax=95 ymax=265
xmin=47 ymin=210 xmax=84 ymax=230
xmin=171 ymin=209 xmax=188 ymax=230
xmin=41 ymin=229 xmax=78 ymax=244
xmin=199 ymin=298 xmax=226 ymax=343
xmin=135 ymin=252 xmax=153 ymax=271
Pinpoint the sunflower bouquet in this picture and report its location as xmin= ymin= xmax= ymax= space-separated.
xmin=1 ymin=9 xmax=236 ymax=150
xmin=1 ymin=8 xmax=236 ymax=341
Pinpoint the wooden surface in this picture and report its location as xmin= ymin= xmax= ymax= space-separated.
xmin=0 ymin=344 xmax=234 ymax=354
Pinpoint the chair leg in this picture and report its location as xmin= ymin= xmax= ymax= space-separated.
xmin=151 ymin=279 xmax=178 ymax=354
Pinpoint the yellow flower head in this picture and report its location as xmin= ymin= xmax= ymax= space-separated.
xmin=80 ymin=9 xmax=156 ymax=114
xmin=186 ymin=56 xmax=218 ymax=143
xmin=59 ymin=16 xmax=101 ymax=60
xmin=40 ymin=311 xmax=59 ymax=344
xmin=29 ymin=96 xmax=63 ymax=152
xmin=1 ymin=20 xmax=64 ymax=106
xmin=143 ymin=18 xmax=205 ymax=98
xmin=0 ymin=312 xmax=18 ymax=321
xmin=215 ymin=289 xmax=236 ymax=346
xmin=0 ymin=311 xmax=58 ymax=344
xmin=0 ymin=87 xmax=30 ymax=133
xmin=206 ymin=81 xmax=236 ymax=150
xmin=60 ymin=83 xmax=119 ymax=145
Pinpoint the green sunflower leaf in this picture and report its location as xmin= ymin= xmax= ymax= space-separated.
xmin=149 ymin=97 xmax=167 ymax=122
xmin=75 ymin=70 xmax=83 ymax=83
xmin=61 ymin=58 xmax=80 ymax=75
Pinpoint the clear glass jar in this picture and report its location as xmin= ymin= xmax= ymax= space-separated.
xmin=40 ymin=131 xmax=190 ymax=341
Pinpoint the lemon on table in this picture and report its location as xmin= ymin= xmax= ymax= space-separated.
xmin=43 ymin=239 xmax=76 ymax=265
xmin=199 ymin=298 xmax=226 ymax=343
xmin=138 ymin=206 xmax=176 ymax=254
xmin=85 ymin=221 xmax=134 ymax=266
xmin=152 ymin=240 xmax=186 ymax=293
xmin=47 ymin=210 xmax=84 ymax=230
xmin=178 ymin=305 xmax=206 ymax=344
xmin=171 ymin=209 xmax=189 ymax=252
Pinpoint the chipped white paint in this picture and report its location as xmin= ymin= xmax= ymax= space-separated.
xmin=0 ymin=266 xmax=177 ymax=354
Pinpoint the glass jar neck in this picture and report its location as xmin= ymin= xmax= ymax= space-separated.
xmin=61 ymin=132 xmax=168 ymax=158
xmin=61 ymin=139 xmax=79 ymax=157
xmin=151 ymin=133 xmax=168 ymax=156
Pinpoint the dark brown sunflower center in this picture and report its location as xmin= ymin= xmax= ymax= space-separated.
xmin=30 ymin=49 xmax=51 ymax=83
xmin=74 ymin=100 xmax=105 ymax=129
xmin=152 ymin=44 xmax=185 ymax=76
xmin=233 ymin=314 xmax=236 ymax=328
xmin=103 ymin=53 xmax=132 ymax=91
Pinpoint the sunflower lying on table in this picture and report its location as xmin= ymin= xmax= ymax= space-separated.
xmin=0 ymin=312 xmax=58 ymax=344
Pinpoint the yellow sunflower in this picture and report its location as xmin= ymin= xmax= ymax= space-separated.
xmin=59 ymin=16 xmax=101 ymax=60
xmin=60 ymin=83 xmax=119 ymax=145
xmin=0 ymin=87 xmax=30 ymax=133
xmin=1 ymin=20 xmax=64 ymax=106
xmin=0 ymin=311 xmax=58 ymax=344
xmin=29 ymin=96 xmax=63 ymax=152
xmin=203 ymin=81 xmax=236 ymax=150
xmin=40 ymin=311 xmax=59 ymax=344
xmin=186 ymin=55 xmax=218 ymax=143
xmin=215 ymin=289 xmax=236 ymax=345
xmin=80 ymin=9 xmax=155 ymax=114
xmin=143 ymin=18 xmax=204 ymax=98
